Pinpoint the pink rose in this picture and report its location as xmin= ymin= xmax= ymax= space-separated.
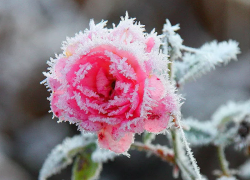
xmin=44 ymin=13 xmax=180 ymax=153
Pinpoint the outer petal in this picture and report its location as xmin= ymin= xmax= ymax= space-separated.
xmin=80 ymin=121 xmax=103 ymax=132
xmin=146 ymin=37 xmax=155 ymax=53
xmin=144 ymin=103 xmax=171 ymax=133
xmin=144 ymin=114 xmax=170 ymax=133
xmin=148 ymin=75 xmax=164 ymax=100
xmin=49 ymin=78 xmax=64 ymax=117
xmin=98 ymin=126 xmax=134 ymax=153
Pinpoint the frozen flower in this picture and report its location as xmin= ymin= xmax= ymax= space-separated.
xmin=43 ymin=13 xmax=180 ymax=153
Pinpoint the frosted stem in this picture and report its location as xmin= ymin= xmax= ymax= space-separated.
xmin=171 ymin=130 xmax=196 ymax=180
xmin=131 ymin=142 xmax=175 ymax=163
xmin=180 ymin=45 xmax=205 ymax=54
xmin=168 ymin=44 xmax=202 ymax=180
xmin=217 ymin=145 xmax=230 ymax=176
xmin=175 ymin=118 xmax=203 ymax=180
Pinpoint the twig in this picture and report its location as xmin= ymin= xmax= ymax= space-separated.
xmin=131 ymin=142 xmax=175 ymax=164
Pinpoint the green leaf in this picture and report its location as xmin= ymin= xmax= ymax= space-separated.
xmin=72 ymin=144 xmax=102 ymax=180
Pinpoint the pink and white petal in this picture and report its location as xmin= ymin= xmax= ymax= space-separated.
xmin=88 ymin=115 xmax=122 ymax=125
xmin=148 ymin=75 xmax=164 ymax=100
xmin=106 ymin=97 xmax=130 ymax=109
xmin=110 ymin=125 xmax=126 ymax=141
xmin=80 ymin=120 xmax=103 ymax=132
xmin=146 ymin=37 xmax=155 ymax=53
xmin=144 ymin=114 xmax=170 ymax=133
xmin=54 ymin=57 xmax=67 ymax=78
xmin=98 ymin=126 xmax=134 ymax=153
xmin=110 ymin=14 xmax=145 ymax=44
xmin=65 ymin=43 xmax=78 ymax=57
xmin=107 ymin=104 xmax=130 ymax=116
xmin=48 ymin=78 xmax=62 ymax=92
xmin=51 ymin=94 xmax=63 ymax=118
xmin=120 ymin=117 xmax=145 ymax=134
xmin=96 ymin=68 xmax=112 ymax=97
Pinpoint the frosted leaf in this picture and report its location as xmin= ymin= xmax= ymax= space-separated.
xmin=39 ymin=134 xmax=96 ymax=180
xmin=210 ymin=100 xmax=250 ymax=146
xmin=92 ymin=146 xmax=117 ymax=163
xmin=175 ymin=40 xmax=240 ymax=85
xmin=216 ymin=176 xmax=238 ymax=180
xmin=183 ymin=118 xmax=217 ymax=146
xmin=212 ymin=100 xmax=250 ymax=127
xmin=162 ymin=19 xmax=183 ymax=60
xmin=239 ymin=159 xmax=250 ymax=179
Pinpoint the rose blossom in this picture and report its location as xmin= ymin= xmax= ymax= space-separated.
xmin=43 ymin=13 xmax=180 ymax=153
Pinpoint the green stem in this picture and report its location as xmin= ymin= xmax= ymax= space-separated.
xmin=217 ymin=145 xmax=230 ymax=176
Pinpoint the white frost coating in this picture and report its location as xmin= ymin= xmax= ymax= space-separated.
xmin=106 ymin=51 xmax=137 ymax=80
xmin=216 ymin=176 xmax=238 ymax=180
xmin=239 ymin=159 xmax=250 ymax=179
xmin=92 ymin=147 xmax=117 ymax=163
xmin=115 ymin=81 xmax=131 ymax=94
xmin=85 ymin=99 xmax=107 ymax=114
xmin=39 ymin=134 xmax=96 ymax=180
xmin=183 ymin=118 xmax=217 ymax=146
xmin=175 ymin=40 xmax=240 ymax=85
xmin=176 ymin=118 xmax=203 ymax=180
xmin=212 ymin=100 xmax=250 ymax=127
xmin=89 ymin=116 xmax=121 ymax=125
xmin=77 ymin=85 xmax=99 ymax=98
xmin=73 ymin=63 xmax=92 ymax=86
xmin=140 ymin=79 xmax=157 ymax=118
xmin=120 ymin=117 xmax=143 ymax=131
xmin=162 ymin=19 xmax=183 ymax=60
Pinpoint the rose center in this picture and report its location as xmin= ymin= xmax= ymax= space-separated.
xmin=108 ymin=80 xmax=116 ymax=96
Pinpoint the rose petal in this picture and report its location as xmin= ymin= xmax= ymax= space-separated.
xmin=96 ymin=68 xmax=112 ymax=97
xmin=98 ymin=126 xmax=134 ymax=153
xmin=80 ymin=120 xmax=103 ymax=132
xmin=144 ymin=114 xmax=170 ymax=133
xmin=54 ymin=57 xmax=67 ymax=77
xmin=144 ymin=102 xmax=171 ymax=133
xmin=148 ymin=75 xmax=164 ymax=100
xmin=146 ymin=37 xmax=155 ymax=53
